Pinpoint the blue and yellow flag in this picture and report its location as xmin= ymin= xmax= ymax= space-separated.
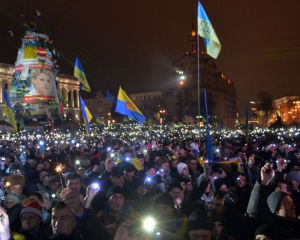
xmin=106 ymin=90 xmax=114 ymax=101
xmin=80 ymin=97 xmax=92 ymax=135
xmin=198 ymin=2 xmax=221 ymax=59
xmin=3 ymin=89 xmax=17 ymax=132
xmin=148 ymin=116 xmax=153 ymax=131
xmin=74 ymin=57 xmax=91 ymax=92
xmin=96 ymin=115 xmax=105 ymax=125
xmin=115 ymin=87 xmax=146 ymax=124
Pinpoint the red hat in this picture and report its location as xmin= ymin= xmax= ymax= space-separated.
xmin=20 ymin=200 xmax=42 ymax=218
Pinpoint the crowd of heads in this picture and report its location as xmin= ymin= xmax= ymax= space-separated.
xmin=0 ymin=123 xmax=300 ymax=239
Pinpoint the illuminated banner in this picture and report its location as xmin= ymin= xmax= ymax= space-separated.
xmin=10 ymin=31 xmax=59 ymax=117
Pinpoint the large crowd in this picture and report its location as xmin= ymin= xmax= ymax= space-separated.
xmin=0 ymin=123 xmax=299 ymax=240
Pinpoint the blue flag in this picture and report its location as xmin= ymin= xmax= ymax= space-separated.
xmin=106 ymin=90 xmax=114 ymax=101
xmin=204 ymin=89 xmax=213 ymax=161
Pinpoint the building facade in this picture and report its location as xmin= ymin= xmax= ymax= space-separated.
xmin=171 ymin=28 xmax=238 ymax=124
xmin=0 ymin=62 xmax=81 ymax=124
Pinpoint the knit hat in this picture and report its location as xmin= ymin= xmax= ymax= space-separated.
xmin=177 ymin=163 xmax=188 ymax=174
xmin=286 ymin=170 xmax=300 ymax=184
xmin=4 ymin=192 xmax=21 ymax=204
xmin=5 ymin=175 xmax=25 ymax=188
xmin=10 ymin=163 xmax=23 ymax=171
xmin=106 ymin=186 xmax=125 ymax=199
xmin=188 ymin=209 xmax=213 ymax=231
xmin=267 ymin=191 xmax=288 ymax=214
xmin=254 ymin=225 xmax=276 ymax=239
xmin=154 ymin=193 xmax=174 ymax=209
xmin=20 ymin=200 xmax=43 ymax=218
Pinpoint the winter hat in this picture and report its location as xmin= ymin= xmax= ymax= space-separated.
xmin=106 ymin=186 xmax=125 ymax=199
xmin=20 ymin=200 xmax=43 ymax=218
xmin=10 ymin=163 xmax=23 ymax=171
xmin=177 ymin=163 xmax=188 ymax=174
xmin=254 ymin=225 xmax=276 ymax=239
xmin=154 ymin=193 xmax=174 ymax=209
xmin=286 ymin=170 xmax=300 ymax=184
xmin=267 ymin=191 xmax=288 ymax=214
xmin=5 ymin=175 xmax=25 ymax=188
xmin=188 ymin=209 xmax=213 ymax=231
xmin=4 ymin=192 xmax=21 ymax=204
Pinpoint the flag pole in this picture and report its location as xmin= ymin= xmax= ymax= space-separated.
xmin=197 ymin=1 xmax=202 ymax=149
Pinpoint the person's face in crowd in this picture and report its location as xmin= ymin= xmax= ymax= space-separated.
xmin=255 ymin=235 xmax=271 ymax=240
xmin=210 ymin=198 xmax=225 ymax=214
xmin=188 ymin=159 xmax=198 ymax=172
xmin=0 ymin=158 xmax=6 ymax=168
xmin=66 ymin=178 xmax=82 ymax=192
xmin=138 ymin=157 xmax=145 ymax=167
xmin=276 ymin=195 xmax=296 ymax=220
xmin=11 ymin=169 xmax=22 ymax=175
xmin=49 ymin=181 xmax=60 ymax=192
xmin=136 ymin=185 xmax=146 ymax=196
xmin=51 ymin=207 xmax=75 ymax=236
xmin=154 ymin=204 xmax=173 ymax=221
xmin=219 ymin=184 xmax=228 ymax=192
xmin=110 ymin=176 xmax=124 ymax=188
xmin=205 ymin=183 xmax=211 ymax=194
xmin=161 ymin=162 xmax=170 ymax=171
xmin=42 ymin=175 xmax=50 ymax=188
xmin=124 ymin=152 xmax=132 ymax=157
xmin=124 ymin=170 xmax=134 ymax=182
xmin=77 ymin=168 xmax=86 ymax=179
xmin=181 ymin=166 xmax=189 ymax=177
xmin=29 ymin=160 xmax=37 ymax=169
xmin=4 ymin=199 xmax=17 ymax=209
xmin=171 ymin=160 xmax=178 ymax=168
xmin=8 ymin=184 xmax=23 ymax=195
xmin=39 ymin=170 xmax=48 ymax=182
xmin=146 ymin=168 xmax=156 ymax=177
xmin=21 ymin=213 xmax=41 ymax=232
xmin=186 ymin=181 xmax=193 ymax=191
xmin=43 ymin=161 xmax=50 ymax=169
xmin=105 ymin=222 xmax=117 ymax=239
xmin=188 ymin=229 xmax=212 ymax=240
xmin=235 ymin=175 xmax=245 ymax=188
xmin=275 ymin=182 xmax=289 ymax=194
xmin=169 ymin=187 xmax=184 ymax=206
xmin=36 ymin=163 xmax=45 ymax=172
xmin=31 ymin=72 xmax=51 ymax=95
xmin=82 ymin=158 xmax=91 ymax=167
xmin=108 ymin=193 xmax=124 ymax=212
xmin=212 ymin=222 xmax=222 ymax=240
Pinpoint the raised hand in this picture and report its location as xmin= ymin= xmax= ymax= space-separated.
xmin=261 ymin=163 xmax=274 ymax=186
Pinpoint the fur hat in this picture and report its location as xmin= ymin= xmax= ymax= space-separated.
xmin=5 ymin=175 xmax=25 ymax=188
xmin=267 ymin=191 xmax=288 ymax=214
xmin=20 ymin=200 xmax=43 ymax=218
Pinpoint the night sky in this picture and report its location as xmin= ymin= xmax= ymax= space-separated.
xmin=1 ymin=0 xmax=300 ymax=115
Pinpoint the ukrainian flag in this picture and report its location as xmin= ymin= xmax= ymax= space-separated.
xmin=96 ymin=115 xmax=105 ymax=125
xmin=115 ymin=87 xmax=146 ymax=124
xmin=74 ymin=57 xmax=91 ymax=92
xmin=198 ymin=1 xmax=221 ymax=59
xmin=80 ymin=97 xmax=92 ymax=135
xmin=3 ymin=89 xmax=17 ymax=132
